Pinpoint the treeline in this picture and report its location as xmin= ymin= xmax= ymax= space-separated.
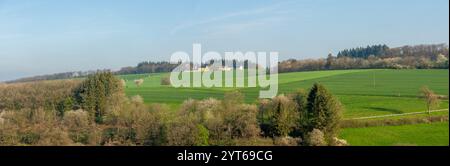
xmin=116 ymin=60 xmax=256 ymax=75
xmin=0 ymin=72 xmax=345 ymax=146
xmin=5 ymin=70 xmax=100 ymax=84
xmin=337 ymin=44 xmax=390 ymax=58
xmin=0 ymin=80 xmax=81 ymax=111
xmin=116 ymin=61 xmax=179 ymax=75
xmin=280 ymin=44 xmax=449 ymax=72
xmin=338 ymin=43 xmax=449 ymax=59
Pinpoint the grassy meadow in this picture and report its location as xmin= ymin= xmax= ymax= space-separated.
xmin=340 ymin=122 xmax=449 ymax=146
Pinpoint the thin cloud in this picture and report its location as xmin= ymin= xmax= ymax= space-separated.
xmin=204 ymin=16 xmax=293 ymax=37
xmin=170 ymin=1 xmax=296 ymax=35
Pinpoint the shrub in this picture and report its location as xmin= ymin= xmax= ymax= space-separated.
xmin=120 ymin=79 xmax=127 ymax=87
xmin=267 ymin=95 xmax=299 ymax=137
xmin=0 ymin=111 xmax=21 ymax=145
xmin=178 ymin=92 xmax=261 ymax=145
xmin=134 ymin=104 xmax=169 ymax=146
xmin=257 ymin=99 xmax=271 ymax=123
xmin=0 ymin=109 xmax=73 ymax=146
xmin=160 ymin=76 xmax=171 ymax=86
xmin=63 ymin=110 xmax=93 ymax=144
xmin=273 ymin=136 xmax=301 ymax=146
xmin=331 ymin=137 xmax=348 ymax=146
xmin=223 ymin=90 xmax=245 ymax=106
xmin=290 ymin=89 xmax=309 ymax=133
xmin=196 ymin=124 xmax=210 ymax=146
xmin=291 ymin=89 xmax=308 ymax=112
xmin=130 ymin=95 xmax=144 ymax=104
xmin=101 ymin=95 xmax=156 ymax=145
xmin=166 ymin=115 xmax=211 ymax=146
xmin=56 ymin=97 xmax=74 ymax=117
xmin=134 ymin=79 xmax=144 ymax=87
xmin=222 ymin=104 xmax=260 ymax=139
xmin=0 ymin=114 xmax=4 ymax=125
xmin=34 ymin=127 xmax=74 ymax=146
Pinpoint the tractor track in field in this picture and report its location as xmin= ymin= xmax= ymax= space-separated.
xmin=346 ymin=109 xmax=449 ymax=120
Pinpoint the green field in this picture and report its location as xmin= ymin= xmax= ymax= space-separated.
xmin=340 ymin=122 xmax=449 ymax=146
xmin=121 ymin=69 xmax=449 ymax=118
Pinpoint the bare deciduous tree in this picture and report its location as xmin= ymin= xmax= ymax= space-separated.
xmin=421 ymin=86 xmax=440 ymax=114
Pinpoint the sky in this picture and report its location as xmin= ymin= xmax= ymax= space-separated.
xmin=0 ymin=0 xmax=449 ymax=81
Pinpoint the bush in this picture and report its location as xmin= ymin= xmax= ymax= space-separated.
xmin=289 ymin=90 xmax=309 ymax=136
xmin=305 ymin=129 xmax=326 ymax=146
xmin=232 ymin=137 xmax=274 ymax=146
xmin=130 ymin=95 xmax=144 ymax=104
xmin=178 ymin=92 xmax=261 ymax=145
xmin=120 ymin=79 xmax=127 ymax=87
xmin=0 ymin=109 xmax=73 ymax=146
xmin=134 ymin=79 xmax=144 ymax=87
xmin=160 ymin=76 xmax=171 ymax=86
xmin=223 ymin=104 xmax=261 ymax=139
xmin=102 ymin=95 xmax=160 ymax=145
xmin=63 ymin=110 xmax=94 ymax=144
xmin=273 ymin=136 xmax=301 ymax=146
xmin=56 ymin=97 xmax=74 ymax=117
xmin=331 ymin=137 xmax=348 ymax=146
xmin=166 ymin=115 xmax=210 ymax=146
xmin=196 ymin=124 xmax=210 ymax=146
xmin=34 ymin=127 xmax=74 ymax=146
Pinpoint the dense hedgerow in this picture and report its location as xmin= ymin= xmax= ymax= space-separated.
xmin=341 ymin=115 xmax=449 ymax=128
xmin=0 ymin=80 xmax=81 ymax=111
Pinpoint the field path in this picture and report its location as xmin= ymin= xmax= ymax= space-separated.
xmin=347 ymin=109 xmax=449 ymax=120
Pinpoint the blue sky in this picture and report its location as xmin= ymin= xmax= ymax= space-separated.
xmin=0 ymin=0 xmax=449 ymax=81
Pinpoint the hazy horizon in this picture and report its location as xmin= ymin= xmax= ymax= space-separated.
xmin=1 ymin=0 xmax=449 ymax=81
